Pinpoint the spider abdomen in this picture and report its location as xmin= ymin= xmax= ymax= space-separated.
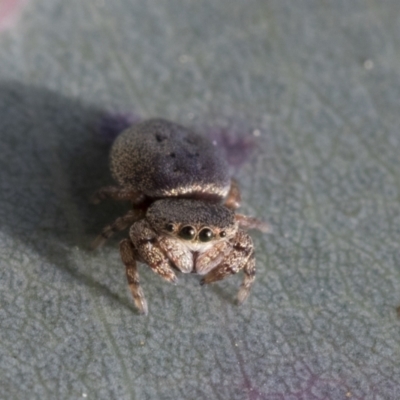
xmin=110 ymin=118 xmax=230 ymax=201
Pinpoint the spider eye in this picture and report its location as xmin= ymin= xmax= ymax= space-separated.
xmin=220 ymin=231 xmax=226 ymax=238
xmin=179 ymin=226 xmax=196 ymax=240
xmin=199 ymin=228 xmax=214 ymax=242
xmin=165 ymin=223 xmax=174 ymax=232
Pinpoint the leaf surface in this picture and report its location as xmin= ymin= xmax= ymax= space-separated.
xmin=1 ymin=1 xmax=400 ymax=399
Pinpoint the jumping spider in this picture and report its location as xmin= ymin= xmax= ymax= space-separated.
xmin=92 ymin=118 xmax=268 ymax=314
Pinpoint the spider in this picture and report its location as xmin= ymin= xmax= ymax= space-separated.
xmin=92 ymin=118 xmax=268 ymax=314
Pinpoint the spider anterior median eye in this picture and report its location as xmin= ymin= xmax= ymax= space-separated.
xmin=199 ymin=228 xmax=213 ymax=242
xmin=179 ymin=226 xmax=196 ymax=240
xmin=165 ymin=223 xmax=174 ymax=232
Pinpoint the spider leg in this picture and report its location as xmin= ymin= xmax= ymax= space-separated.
xmin=237 ymin=254 xmax=256 ymax=304
xmin=235 ymin=213 xmax=271 ymax=233
xmin=120 ymin=238 xmax=148 ymax=315
xmin=90 ymin=185 xmax=146 ymax=204
xmin=91 ymin=209 xmax=143 ymax=249
xmin=224 ymin=179 xmax=241 ymax=210
xmin=200 ymin=230 xmax=255 ymax=304
xmin=129 ymin=220 xmax=178 ymax=284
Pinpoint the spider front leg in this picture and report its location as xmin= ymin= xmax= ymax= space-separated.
xmin=120 ymin=238 xmax=148 ymax=315
xmin=129 ymin=220 xmax=178 ymax=284
xmin=200 ymin=230 xmax=256 ymax=304
xmin=237 ymin=253 xmax=256 ymax=304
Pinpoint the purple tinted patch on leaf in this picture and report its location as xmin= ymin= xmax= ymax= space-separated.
xmin=240 ymin=361 xmax=364 ymax=400
xmin=96 ymin=111 xmax=141 ymax=144
xmin=0 ymin=0 xmax=26 ymax=31
xmin=206 ymin=125 xmax=257 ymax=170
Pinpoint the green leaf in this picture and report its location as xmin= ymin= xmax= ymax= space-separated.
xmin=1 ymin=1 xmax=400 ymax=399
